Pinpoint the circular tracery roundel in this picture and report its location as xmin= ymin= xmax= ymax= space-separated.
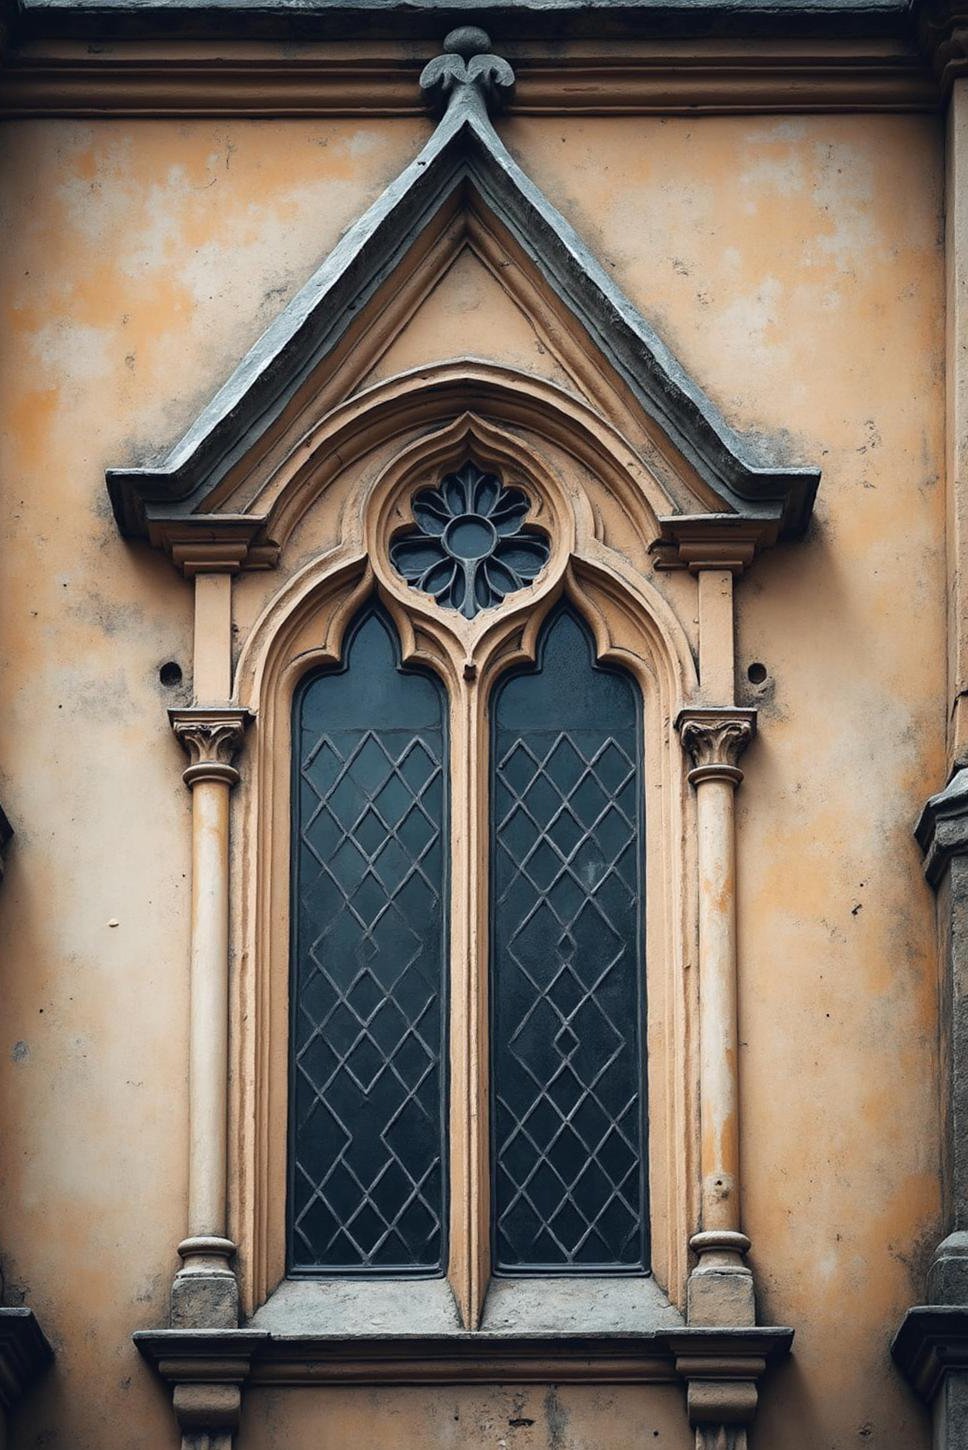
xmin=389 ymin=461 xmax=550 ymax=620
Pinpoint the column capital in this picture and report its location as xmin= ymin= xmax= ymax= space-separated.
xmin=676 ymin=708 xmax=757 ymax=786
xmin=169 ymin=708 xmax=254 ymax=789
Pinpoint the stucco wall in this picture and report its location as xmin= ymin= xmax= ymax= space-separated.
xmin=0 ymin=110 xmax=945 ymax=1447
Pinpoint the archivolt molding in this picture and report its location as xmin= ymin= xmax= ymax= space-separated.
xmin=217 ymin=363 xmax=679 ymax=571
xmin=230 ymin=428 xmax=700 ymax=1319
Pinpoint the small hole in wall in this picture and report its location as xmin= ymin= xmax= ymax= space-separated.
xmin=159 ymin=661 xmax=183 ymax=688
xmin=747 ymin=662 xmax=768 ymax=686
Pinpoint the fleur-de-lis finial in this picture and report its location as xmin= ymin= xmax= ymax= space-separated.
xmin=419 ymin=26 xmax=516 ymax=117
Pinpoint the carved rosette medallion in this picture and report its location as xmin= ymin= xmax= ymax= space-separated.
xmin=676 ymin=709 xmax=756 ymax=787
xmin=390 ymin=461 xmax=550 ymax=620
xmin=169 ymin=708 xmax=253 ymax=789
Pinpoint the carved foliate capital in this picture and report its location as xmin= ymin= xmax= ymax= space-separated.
xmin=169 ymin=708 xmax=253 ymax=789
xmin=420 ymin=28 xmax=516 ymax=117
xmin=676 ymin=709 xmax=756 ymax=787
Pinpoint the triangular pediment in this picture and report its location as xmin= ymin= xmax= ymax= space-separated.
xmin=362 ymin=246 xmax=573 ymax=394
xmin=106 ymin=36 xmax=820 ymax=569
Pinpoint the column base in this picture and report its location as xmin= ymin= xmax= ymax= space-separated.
xmin=928 ymin=1231 xmax=968 ymax=1303
xmin=687 ymin=1231 xmax=755 ymax=1327
xmin=171 ymin=1237 xmax=239 ymax=1329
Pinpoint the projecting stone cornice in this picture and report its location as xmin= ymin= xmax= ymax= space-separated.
xmin=105 ymin=25 xmax=820 ymax=571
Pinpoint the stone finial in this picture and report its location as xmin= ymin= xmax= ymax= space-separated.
xmin=419 ymin=27 xmax=516 ymax=117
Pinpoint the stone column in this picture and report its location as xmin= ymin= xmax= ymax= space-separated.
xmin=677 ymin=708 xmax=756 ymax=1327
xmin=169 ymin=708 xmax=251 ymax=1329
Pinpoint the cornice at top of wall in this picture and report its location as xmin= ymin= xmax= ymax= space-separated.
xmin=0 ymin=0 xmax=919 ymax=44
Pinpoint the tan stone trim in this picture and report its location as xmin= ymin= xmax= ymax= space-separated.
xmin=229 ymin=400 xmax=701 ymax=1322
xmin=193 ymin=575 xmax=233 ymax=704
xmin=675 ymin=708 xmax=755 ymax=1327
xmin=170 ymin=706 xmax=253 ymax=1326
xmin=0 ymin=37 xmax=937 ymax=117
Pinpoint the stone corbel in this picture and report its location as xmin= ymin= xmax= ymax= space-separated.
xmin=135 ymin=1331 xmax=267 ymax=1450
xmin=169 ymin=707 xmax=253 ymax=1331
xmin=676 ymin=708 xmax=756 ymax=1327
xmin=671 ymin=1331 xmax=782 ymax=1450
xmin=650 ymin=516 xmax=778 ymax=575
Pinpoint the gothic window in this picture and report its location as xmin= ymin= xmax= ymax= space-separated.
xmin=287 ymin=476 xmax=649 ymax=1286
xmin=490 ymin=608 xmax=647 ymax=1274
xmin=289 ymin=607 xmax=448 ymax=1275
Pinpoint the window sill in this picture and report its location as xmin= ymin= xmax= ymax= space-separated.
xmin=134 ymin=1273 xmax=793 ymax=1387
xmin=246 ymin=1274 xmax=685 ymax=1338
xmin=134 ymin=1314 xmax=793 ymax=1387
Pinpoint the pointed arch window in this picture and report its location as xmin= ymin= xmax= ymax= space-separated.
xmin=289 ymin=607 xmax=448 ymax=1276
xmin=288 ymin=572 xmax=648 ymax=1290
xmin=491 ymin=608 xmax=647 ymax=1275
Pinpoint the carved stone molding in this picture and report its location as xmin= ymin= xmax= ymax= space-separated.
xmin=919 ymin=0 xmax=968 ymax=93
xmin=169 ymin=708 xmax=253 ymax=789
xmin=676 ymin=709 xmax=757 ymax=787
xmin=135 ymin=1324 xmax=792 ymax=1388
xmin=0 ymin=37 xmax=940 ymax=120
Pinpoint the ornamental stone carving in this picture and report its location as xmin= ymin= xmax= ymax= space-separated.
xmin=676 ymin=709 xmax=757 ymax=787
xmin=389 ymin=461 xmax=550 ymax=620
xmin=169 ymin=709 xmax=253 ymax=788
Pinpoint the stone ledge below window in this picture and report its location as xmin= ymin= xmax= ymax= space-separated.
xmin=133 ymin=1320 xmax=793 ymax=1387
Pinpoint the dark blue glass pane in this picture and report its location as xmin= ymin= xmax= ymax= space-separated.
xmin=289 ymin=607 xmax=447 ymax=1275
xmin=490 ymin=608 xmax=647 ymax=1274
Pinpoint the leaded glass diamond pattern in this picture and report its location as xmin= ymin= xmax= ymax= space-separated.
xmin=289 ymin=609 xmax=446 ymax=1275
xmin=491 ymin=609 xmax=647 ymax=1273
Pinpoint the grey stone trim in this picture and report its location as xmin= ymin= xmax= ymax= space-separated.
xmin=893 ymin=1306 xmax=968 ymax=1404
xmin=915 ymin=772 xmax=968 ymax=1257
xmin=0 ymin=1308 xmax=52 ymax=1414
xmin=106 ymin=31 xmax=820 ymax=546
xmin=4 ymin=0 xmax=916 ymax=46
xmin=916 ymin=767 xmax=968 ymax=888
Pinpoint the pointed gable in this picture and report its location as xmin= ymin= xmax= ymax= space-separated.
xmin=106 ymin=25 xmax=819 ymax=567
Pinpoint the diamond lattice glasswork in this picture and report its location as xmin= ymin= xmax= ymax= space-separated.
xmin=490 ymin=608 xmax=648 ymax=1274
xmin=289 ymin=607 xmax=447 ymax=1275
xmin=390 ymin=461 xmax=550 ymax=620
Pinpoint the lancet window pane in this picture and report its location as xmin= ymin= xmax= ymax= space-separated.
xmin=289 ymin=606 xmax=447 ymax=1275
xmin=490 ymin=607 xmax=647 ymax=1273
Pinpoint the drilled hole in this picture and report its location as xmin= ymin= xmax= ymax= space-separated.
xmin=747 ymin=662 xmax=768 ymax=686
xmin=159 ymin=661 xmax=183 ymax=688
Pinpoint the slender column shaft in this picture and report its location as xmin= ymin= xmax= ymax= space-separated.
xmin=169 ymin=707 xmax=250 ymax=1328
xmin=695 ymin=773 xmax=740 ymax=1232
xmin=677 ymin=707 xmax=755 ymax=1325
xmin=187 ymin=776 xmax=232 ymax=1240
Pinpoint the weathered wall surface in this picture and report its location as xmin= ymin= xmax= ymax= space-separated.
xmin=0 ymin=109 xmax=945 ymax=1448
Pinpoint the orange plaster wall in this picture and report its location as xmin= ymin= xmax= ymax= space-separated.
xmin=0 ymin=110 xmax=945 ymax=1449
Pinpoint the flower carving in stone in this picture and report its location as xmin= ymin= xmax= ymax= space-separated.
xmin=390 ymin=461 xmax=550 ymax=620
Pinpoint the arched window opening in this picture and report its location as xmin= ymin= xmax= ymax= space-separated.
xmin=288 ymin=606 xmax=448 ymax=1275
xmin=490 ymin=607 xmax=647 ymax=1274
